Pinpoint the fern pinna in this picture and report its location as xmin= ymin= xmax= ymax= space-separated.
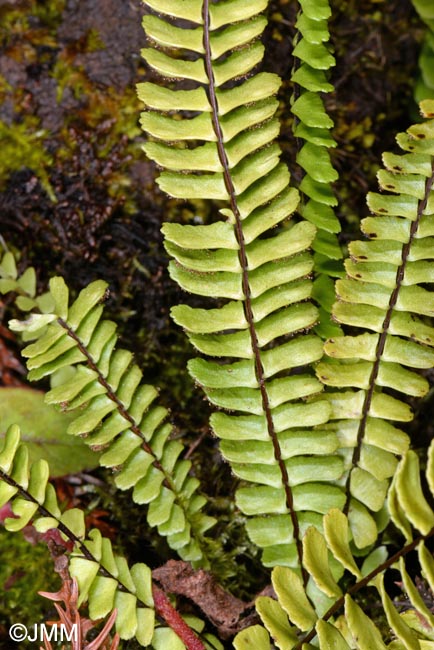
xmin=4 ymin=271 xmax=216 ymax=567
xmin=235 ymin=442 xmax=434 ymax=650
xmin=316 ymin=99 xmax=434 ymax=549
xmin=137 ymin=0 xmax=350 ymax=574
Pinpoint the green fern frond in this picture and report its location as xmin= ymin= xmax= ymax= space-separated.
xmin=0 ymin=424 xmax=156 ymax=646
xmin=234 ymin=440 xmax=434 ymax=650
xmin=291 ymin=0 xmax=343 ymax=338
xmin=138 ymin=0 xmax=348 ymax=573
xmin=315 ymin=100 xmax=434 ymax=549
xmin=4 ymin=274 xmax=216 ymax=566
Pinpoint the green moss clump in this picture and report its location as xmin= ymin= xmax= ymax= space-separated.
xmin=0 ymin=528 xmax=59 ymax=648
xmin=0 ymin=120 xmax=55 ymax=201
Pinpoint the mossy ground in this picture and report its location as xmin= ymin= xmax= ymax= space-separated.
xmin=0 ymin=0 xmax=430 ymax=644
xmin=0 ymin=529 xmax=58 ymax=648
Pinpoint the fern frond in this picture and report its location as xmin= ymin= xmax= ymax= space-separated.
xmin=138 ymin=0 xmax=347 ymax=573
xmin=4 ymin=275 xmax=216 ymax=566
xmin=315 ymin=100 xmax=434 ymax=549
xmin=234 ymin=440 xmax=434 ymax=650
xmin=291 ymin=0 xmax=343 ymax=338
xmin=0 ymin=424 xmax=156 ymax=647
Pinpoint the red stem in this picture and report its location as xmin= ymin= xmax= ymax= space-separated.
xmin=152 ymin=585 xmax=206 ymax=650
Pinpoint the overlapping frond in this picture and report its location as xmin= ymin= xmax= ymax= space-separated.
xmin=138 ymin=0 xmax=347 ymax=571
xmin=315 ymin=100 xmax=434 ymax=549
xmin=0 ymin=425 xmax=155 ymax=646
xmin=234 ymin=442 xmax=434 ymax=650
xmin=291 ymin=0 xmax=343 ymax=337
xmin=3 ymin=274 xmax=215 ymax=566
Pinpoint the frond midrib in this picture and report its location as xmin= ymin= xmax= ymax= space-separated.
xmin=0 ymin=465 xmax=113 ymax=582
xmin=343 ymin=161 xmax=434 ymax=513
xmin=201 ymin=0 xmax=305 ymax=576
xmin=57 ymin=316 xmax=212 ymax=564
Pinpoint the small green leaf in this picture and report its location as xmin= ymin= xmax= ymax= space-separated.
xmin=131 ymin=563 xmax=153 ymax=608
xmin=348 ymin=498 xmax=378 ymax=548
xmin=323 ymin=509 xmax=362 ymax=579
xmin=70 ymin=557 xmax=100 ymax=606
xmin=144 ymin=0 xmax=203 ymax=23
xmin=296 ymin=13 xmax=330 ymax=43
xmin=17 ymin=267 xmax=36 ymax=297
xmin=291 ymin=64 xmax=334 ymax=92
xmin=142 ymin=15 xmax=203 ymax=52
xmin=10 ymin=313 xmax=57 ymax=333
xmin=114 ymin=591 xmax=138 ymax=639
xmin=142 ymin=48 xmax=207 ymax=83
xmin=209 ymin=0 xmax=267 ymax=30
xmin=272 ymin=566 xmax=317 ymax=631
xmin=0 ymin=252 xmax=17 ymax=279
xmin=292 ymin=92 xmax=334 ymax=129
xmin=360 ymin=546 xmax=388 ymax=578
xmin=299 ymin=0 xmax=332 ymax=20
xmin=256 ymin=596 xmax=298 ymax=649
xmin=49 ymin=277 xmax=69 ymax=319
xmin=88 ymin=575 xmax=118 ymax=619
xmin=345 ymin=595 xmax=387 ymax=650
xmin=293 ymin=39 xmax=335 ymax=70
xmin=316 ymin=620 xmax=352 ymax=650
xmin=396 ymin=451 xmax=434 ymax=535
xmin=303 ymin=527 xmax=342 ymax=598
xmin=233 ymin=625 xmax=271 ymax=650
xmin=151 ymin=627 xmax=187 ymax=650
xmin=0 ymin=424 xmax=21 ymax=473
xmin=135 ymin=607 xmax=155 ymax=647
xmin=60 ymin=508 xmax=85 ymax=539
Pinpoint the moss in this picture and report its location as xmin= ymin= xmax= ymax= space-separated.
xmin=0 ymin=120 xmax=55 ymax=200
xmin=0 ymin=529 xmax=59 ymax=649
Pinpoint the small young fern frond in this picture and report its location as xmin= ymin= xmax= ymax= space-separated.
xmin=316 ymin=100 xmax=434 ymax=550
xmin=291 ymin=0 xmax=343 ymax=338
xmin=138 ymin=0 xmax=347 ymax=574
xmin=234 ymin=440 xmax=434 ymax=650
xmin=3 ymin=274 xmax=216 ymax=567
xmin=0 ymin=425 xmax=156 ymax=647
